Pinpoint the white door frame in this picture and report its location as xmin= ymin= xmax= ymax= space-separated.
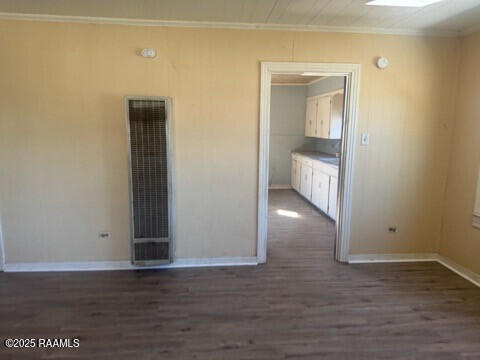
xmin=0 ymin=214 xmax=5 ymax=270
xmin=257 ymin=62 xmax=361 ymax=263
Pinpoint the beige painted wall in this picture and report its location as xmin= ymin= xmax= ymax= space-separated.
xmin=0 ymin=19 xmax=460 ymax=263
xmin=440 ymin=31 xmax=480 ymax=274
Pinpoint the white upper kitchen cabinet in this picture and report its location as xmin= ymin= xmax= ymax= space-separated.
xmin=316 ymin=95 xmax=331 ymax=138
xmin=305 ymin=90 xmax=344 ymax=140
xmin=305 ymin=97 xmax=317 ymax=137
xmin=329 ymin=93 xmax=344 ymax=139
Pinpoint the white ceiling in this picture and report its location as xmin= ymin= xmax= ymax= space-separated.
xmin=0 ymin=0 xmax=479 ymax=36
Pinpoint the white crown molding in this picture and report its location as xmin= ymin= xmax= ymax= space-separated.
xmin=3 ymin=257 xmax=258 ymax=272
xmin=0 ymin=12 xmax=462 ymax=38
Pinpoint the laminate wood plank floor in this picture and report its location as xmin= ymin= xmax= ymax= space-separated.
xmin=1 ymin=189 xmax=480 ymax=359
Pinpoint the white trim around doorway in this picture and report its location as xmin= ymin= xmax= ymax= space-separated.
xmin=257 ymin=62 xmax=361 ymax=263
xmin=0 ymin=214 xmax=4 ymax=271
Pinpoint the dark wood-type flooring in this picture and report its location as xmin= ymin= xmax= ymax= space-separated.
xmin=1 ymin=189 xmax=480 ymax=359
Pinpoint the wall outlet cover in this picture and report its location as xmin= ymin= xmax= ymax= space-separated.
xmin=361 ymin=133 xmax=370 ymax=146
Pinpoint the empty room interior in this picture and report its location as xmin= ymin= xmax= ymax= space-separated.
xmin=1 ymin=0 xmax=480 ymax=358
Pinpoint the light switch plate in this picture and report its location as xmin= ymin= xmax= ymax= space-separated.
xmin=361 ymin=133 xmax=370 ymax=146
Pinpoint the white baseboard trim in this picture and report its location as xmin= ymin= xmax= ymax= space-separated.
xmin=348 ymin=253 xmax=438 ymax=263
xmin=5 ymin=253 xmax=480 ymax=289
xmin=436 ymin=255 xmax=480 ymax=288
xmin=349 ymin=253 xmax=480 ymax=288
xmin=3 ymin=257 xmax=258 ymax=272
xmin=268 ymin=185 xmax=292 ymax=190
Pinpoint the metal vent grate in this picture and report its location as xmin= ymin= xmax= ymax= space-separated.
xmin=134 ymin=242 xmax=169 ymax=262
xmin=127 ymin=98 xmax=172 ymax=265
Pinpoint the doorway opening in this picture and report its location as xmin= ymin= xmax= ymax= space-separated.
xmin=257 ymin=62 xmax=361 ymax=264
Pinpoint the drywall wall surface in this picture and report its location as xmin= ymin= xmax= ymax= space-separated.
xmin=0 ymin=20 xmax=459 ymax=262
xmin=439 ymin=31 xmax=480 ymax=274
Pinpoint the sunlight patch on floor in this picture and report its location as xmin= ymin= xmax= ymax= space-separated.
xmin=277 ymin=209 xmax=300 ymax=218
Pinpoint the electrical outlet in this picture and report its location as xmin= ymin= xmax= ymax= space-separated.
xmin=388 ymin=227 xmax=398 ymax=233
xmin=361 ymin=133 xmax=370 ymax=146
xmin=99 ymin=232 xmax=110 ymax=239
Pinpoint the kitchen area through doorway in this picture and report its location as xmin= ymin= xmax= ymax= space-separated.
xmin=268 ymin=74 xmax=346 ymax=260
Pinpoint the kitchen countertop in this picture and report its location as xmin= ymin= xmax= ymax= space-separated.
xmin=292 ymin=151 xmax=340 ymax=167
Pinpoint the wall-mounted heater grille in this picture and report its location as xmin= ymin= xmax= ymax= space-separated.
xmin=126 ymin=97 xmax=173 ymax=265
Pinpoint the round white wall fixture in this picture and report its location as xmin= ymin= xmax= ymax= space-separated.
xmin=376 ymin=57 xmax=389 ymax=69
xmin=141 ymin=48 xmax=156 ymax=58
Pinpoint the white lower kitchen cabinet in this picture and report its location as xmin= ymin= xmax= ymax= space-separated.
xmin=291 ymin=152 xmax=339 ymax=221
xmin=291 ymin=157 xmax=301 ymax=192
xmin=311 ymin=169 xmax=330 ymax=213
xmin=328 ymin=176 xmax=338 ymax=220
xmin=295 ymin=160 xmax=301 ymax=192
xmin=300 ymin=164 xmax=313 ymax=200
xmin=291 ymin=158 xmax=298 ymax=191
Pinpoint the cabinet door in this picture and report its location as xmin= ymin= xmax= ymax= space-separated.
xmin=328 ymin=176 xmax=338 ymax=220
xmin=305 ymin=98 xmax=317 ymax=137
xmin=316 ymin=96 xmax=331 ymax=138
xmin=312 ymin=169 xmax=330 ymax=213
xmin=295 ymin=161 xmax=302 ymax=191
xmin=300 ymin=165 xmax=313 ymax=200
xmin=329 ymin=92 xmax=344 ymax=139
xmin=291 ymin=158 xmax=297 ymax=190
